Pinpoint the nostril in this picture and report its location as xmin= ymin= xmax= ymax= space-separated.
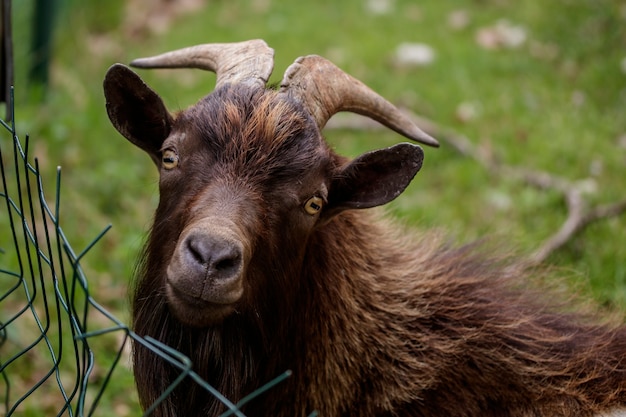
xmin=184 ymin=233 xmax=242 ymax=279
xmin=187 ymin=238 xmax=206 ymax=266
xmin=215 ymin=255 xmax=240 ymax=272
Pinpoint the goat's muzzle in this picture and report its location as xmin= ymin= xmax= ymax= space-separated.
xmin=166 ymin=220 xmax=247 ymax=327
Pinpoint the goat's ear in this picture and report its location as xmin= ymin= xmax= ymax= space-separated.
xmin=103 ymin=64 xmax=173 ymax=163
xmin=325 ymin=143 xmax=424 ymax=217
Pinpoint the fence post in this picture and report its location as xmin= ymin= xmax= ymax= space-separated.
xmin=29 ymin=0 xmax=58 ymax=91
xmin=0 ymin=0 xmax=13 ymax=121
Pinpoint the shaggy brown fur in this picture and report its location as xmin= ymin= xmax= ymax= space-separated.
xmin=105 ymin=72 xmax=626 ymax=416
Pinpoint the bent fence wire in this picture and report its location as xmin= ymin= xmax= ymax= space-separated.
xmin=0 ymin=90 xmax=291 ymax=416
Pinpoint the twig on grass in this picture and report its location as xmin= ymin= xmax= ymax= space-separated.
xmin=326 ymin=111 xmax=626 ymax=264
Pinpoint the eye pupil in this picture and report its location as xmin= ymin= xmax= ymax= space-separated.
xmin=162 ymin=150 xmax=179 ymax=169
xmin=304 ymin=196 xmax=323 ymax=215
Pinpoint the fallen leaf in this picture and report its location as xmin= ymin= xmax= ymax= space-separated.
xmin=365 ymin=0 xmax=394 ymax=15
xmin=476 ymin=19 xmax=527 ymax=50
xmin=394 ymin=43 xmax=436 ymax=67
xmin=448 ymin=10 xmax=470 ymax=31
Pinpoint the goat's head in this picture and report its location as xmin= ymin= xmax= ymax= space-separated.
xmin=103 ymin=40 xmax=437 ymax=328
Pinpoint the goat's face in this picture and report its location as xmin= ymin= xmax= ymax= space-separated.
xmin=103 ymin=41 xmax=434 ymax=327
xmin=154 ymin=87 xmax=334 ymax=327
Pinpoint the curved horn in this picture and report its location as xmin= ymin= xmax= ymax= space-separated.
xmin=129 ymin=39 xmax=274 ymax=90
xmin=279 ymin=55 xmax=439 ymax=147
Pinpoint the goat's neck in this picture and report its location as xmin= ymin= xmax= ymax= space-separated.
xmin=283 ymin=210 xmax=414 ymax=414
xmin=289 ymin=209 xmax=626 ymax=416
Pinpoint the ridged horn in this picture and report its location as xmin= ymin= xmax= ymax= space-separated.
xmin=129 ymin=39 xmax=274 ymax=90
xmin=279 ymin=55 xmax=439 ymax=147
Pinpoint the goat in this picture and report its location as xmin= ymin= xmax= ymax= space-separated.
xmin=103 ymin=40 xmax=626 ymax=417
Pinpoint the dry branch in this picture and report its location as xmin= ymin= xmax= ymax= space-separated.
xmin=326 ymin=111 xmax=626 ymax=264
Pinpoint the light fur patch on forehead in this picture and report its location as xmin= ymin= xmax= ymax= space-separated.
xmin=185 ymin=85 xmax=329 ymax=183
xmin=222 ymin=93 xmax=310 ymax=148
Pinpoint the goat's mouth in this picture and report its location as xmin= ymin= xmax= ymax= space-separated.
xmin=165 ymin=281 xmax=241 ymax=327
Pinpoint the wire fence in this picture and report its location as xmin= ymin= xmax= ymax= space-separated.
xmin=0 ymin=89 xmax=290 ymax=416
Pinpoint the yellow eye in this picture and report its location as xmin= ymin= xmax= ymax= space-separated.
xmin=162 ymin=149 xmax=179 ymax=169
xmin=304 ymin=196 xmax=323 ymax=215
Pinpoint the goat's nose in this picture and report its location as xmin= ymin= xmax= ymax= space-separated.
xmin=183 ymin=233 xmax=242 ymax=280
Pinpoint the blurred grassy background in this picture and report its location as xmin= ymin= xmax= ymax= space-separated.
xmin=4 ymin=0 xmax=626 ymax=414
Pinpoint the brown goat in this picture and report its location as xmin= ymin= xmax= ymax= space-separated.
xmin=103 ymin=40 xmax=626 ymax=417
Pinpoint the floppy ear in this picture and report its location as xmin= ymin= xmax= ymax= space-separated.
xmin=103 ymin=64 xmax=173 ymax=164
xmin=324 ymin=143 xmax=424 ymax=218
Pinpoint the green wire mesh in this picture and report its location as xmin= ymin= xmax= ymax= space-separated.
xmin=0 ymin=89 xmax=295 ymax=416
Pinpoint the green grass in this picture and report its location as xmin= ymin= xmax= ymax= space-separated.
xmin=3 ymin=0 xmax=626 ymax=414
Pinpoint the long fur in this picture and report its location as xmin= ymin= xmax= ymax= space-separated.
xmin=129 ymin=85 xmax=626 ymax=417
